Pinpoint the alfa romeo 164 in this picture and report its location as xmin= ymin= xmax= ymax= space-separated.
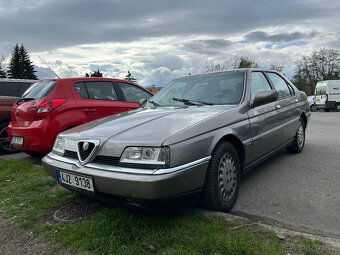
xmin=43 ymin=69 xmax=310 ymax=212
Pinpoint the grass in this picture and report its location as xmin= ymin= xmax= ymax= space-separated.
xmin=0 ymin=158 xmax=332 ymax=254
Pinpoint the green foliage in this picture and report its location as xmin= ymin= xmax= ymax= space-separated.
xmin=124 ymin=70 xmax=137 ymax=83
xmin=238 ymin=56 xmax=259 ymax=68
xmin=7 ymin=44 xmax=37 ymax=80
xmin=86 ymin=69 xmax=103 ymax=77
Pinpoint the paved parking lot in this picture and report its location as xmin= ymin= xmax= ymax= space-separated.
xmin=232 ymin=111 xmax=340 ymax=238
xmin=1 ymin=111 xmax=339 ymax=238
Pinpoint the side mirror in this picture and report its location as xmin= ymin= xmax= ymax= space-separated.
xmin=139 ymin=98 xmax=147 ymax=107
xmin=251 ymin=90 xmax=278 ymax=108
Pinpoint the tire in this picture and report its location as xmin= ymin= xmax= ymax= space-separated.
xmin=287 ymin=118 xmax=305 ymax=154
xmin=335 ymin=103 xmax=340 ymax=112
xmin=0 ymin=121 xmax=20 ymax=154
xmin=24 ymin=150 xmax=46 ymax=157
xmin=310 ymin=104 xmax=316 ymax=112
xmin=200 ymin=142 xmax=241 ymax=212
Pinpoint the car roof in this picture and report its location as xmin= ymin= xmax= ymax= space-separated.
xmin=173 ymin=68 xmax=281 ymax=81
xmin=0 ymin=78 xmax=36 ymax=83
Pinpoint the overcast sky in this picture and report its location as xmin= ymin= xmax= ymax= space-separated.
xmin=1 ymin=0 xmax=339 ymax=86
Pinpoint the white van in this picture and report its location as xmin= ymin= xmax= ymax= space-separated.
xmin=314 ymin=80 xmax=340 ymax=112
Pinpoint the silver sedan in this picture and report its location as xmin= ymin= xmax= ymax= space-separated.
xmin=43 ymin=69 xmax=310 ymax=212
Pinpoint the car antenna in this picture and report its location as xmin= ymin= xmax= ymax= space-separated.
xmin=37 ymin=55 xmax=61 ymax=79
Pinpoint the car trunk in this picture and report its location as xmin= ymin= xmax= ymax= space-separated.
xmin=11 ymin=80 xmax=58 ymax=127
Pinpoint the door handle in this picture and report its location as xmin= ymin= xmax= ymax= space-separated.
xmin=276 ymin=105 xmax=281 ymax=109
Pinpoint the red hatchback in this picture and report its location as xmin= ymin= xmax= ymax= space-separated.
xmin=8 ymin=78 xmax=152 ymax=155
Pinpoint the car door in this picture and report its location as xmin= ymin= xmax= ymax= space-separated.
xmin=72 ymin=81 xmax=134 ymax=121
xmin=247 ymin=71 xmax=283 ymax=161
xmin=0 ymin=82 xmax=21 ymax=118
xmin=266 ymin=72 xmax=300 ymax=143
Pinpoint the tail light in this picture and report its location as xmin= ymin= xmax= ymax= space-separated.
xmin=35 ymin=99 xmax=66 ymax=120
xmin=326 ymin=93 xmax=328 ymax=102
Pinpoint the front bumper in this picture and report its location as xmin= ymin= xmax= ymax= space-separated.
xmin=42 ymin=153 xmax=210 ymax=200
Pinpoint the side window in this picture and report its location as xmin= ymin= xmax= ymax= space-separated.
xmin=118 ymin=83 xmax=152 ymax=102
xmin=74 ymin=82 xmax=89 ymax=99
xmin=84 ymin=81 xmax=118 ymax=100
xmin=250 ymin=72 xmax=272 ymax=100
xmin=0 ymin=82 xmax=21 ymax=97
xmin=267 ymin=73 xmax=292 ymax=99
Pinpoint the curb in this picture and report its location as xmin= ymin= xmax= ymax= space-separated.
xmin=198 ymin=209 xmax=340 ymax=249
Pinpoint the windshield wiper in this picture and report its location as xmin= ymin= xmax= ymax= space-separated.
xmin=172 ymin=98 xmax=214 ymax=106
xmin=148 ymin=100 xmax=162 ymax=107
xmin=16 ymin=97 xmax=35 ymax=104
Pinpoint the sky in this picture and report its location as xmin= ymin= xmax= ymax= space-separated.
xmin=1 ymin=0 xmax=339 ymax=87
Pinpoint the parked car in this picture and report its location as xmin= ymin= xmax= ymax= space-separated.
xmin=43 ymin=69 xmax=310 ymax=212
xmin=0 ymin=78 xmax=34 ymax=153
xmin=314 ymin=80 xmax=340 ymax=112
xmin=307 ymin=96 xmax=316 ymax=112
xmin=8 ymin=78 xmax=152 ymax=156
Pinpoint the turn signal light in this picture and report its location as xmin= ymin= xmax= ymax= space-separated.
xmin=35 ymin=99 xmax=66 ymax=120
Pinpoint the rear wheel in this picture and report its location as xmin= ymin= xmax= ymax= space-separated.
xmin=287 ymin=118 xmax=305 ymax=154
xmin=201 ymin=142 xmax=240 ymax=212
xmin=0 ymin=121 xmax=20 ymax=154
xmin=310 ymin=104 xmax=316 ymax=112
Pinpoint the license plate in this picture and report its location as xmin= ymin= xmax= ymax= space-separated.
xmin=11 ymin=136 xmax=24 ymax=146
xmin=56 ymin=170 xmax=94 ymax=192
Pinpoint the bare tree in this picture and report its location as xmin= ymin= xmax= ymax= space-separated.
xmin=293 ymin=48 xmax=340 ymax=95
xmin=0 ymin=54 xmax=6 ymax=78
xmin=269 ymin=64 xmax=285 ymax=73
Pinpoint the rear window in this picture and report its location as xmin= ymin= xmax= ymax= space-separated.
xmin=21 ymin=81 xmax=56 ymax=99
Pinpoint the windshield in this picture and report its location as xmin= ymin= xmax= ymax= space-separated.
xmin=21 ymin=81 xmax=56 ymax=99
xmin=146 ymin=71 xmax=245 ymax=107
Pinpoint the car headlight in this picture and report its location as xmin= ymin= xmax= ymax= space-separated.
xmin=52 ymin=137 xmax=65 ymax=155
xmin=120 ymin=147 xmax=169 ymax=168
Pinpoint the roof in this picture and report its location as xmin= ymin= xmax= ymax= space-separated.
xmin=0 ymin=78 xmax=37 ymax=83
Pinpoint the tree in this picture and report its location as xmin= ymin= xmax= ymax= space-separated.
xmin=293 ymin=48 xmax=340 ymax=95
xmin=8 ymin=44 xmax=37 ymax=79
xmin=124 ymin=70 xmax=137 ymax=83
xmin=238 ymin=57 xmax=258 ymax=68
xmin=86 ymin=69 xmax=103 ymax=77
xmin=269 ymin=64 xmax=285 ymax=73
xmin=202 ymin=56 xmax=258 ymax=73
xmin=0 ymin=54 xmax=6 ymax=78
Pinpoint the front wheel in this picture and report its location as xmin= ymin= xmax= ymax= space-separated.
xmin=0 ymin=121 xmax=20 ymax=154
xmin=287 ymin=118 xmax=305 ymax=154
xmin=200 ymin=142 xmax=240 ymax=212
xmin=310 ymin=104 xmax=316 ymax=112
xmin=335 ymin=103 xmax=340 ymax=112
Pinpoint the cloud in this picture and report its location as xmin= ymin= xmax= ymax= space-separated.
xmin=245 ymin=31 xmax=318 ymax=43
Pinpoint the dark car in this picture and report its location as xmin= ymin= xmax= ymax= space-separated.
xmin=43 ymin=69 xmax=310 ymax=212
xmin=0 ymin=78 xmax=34 ymax=153
xmin=8 ymin=78 xmax=153 ymax=156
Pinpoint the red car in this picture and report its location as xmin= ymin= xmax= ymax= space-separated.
xmin=8 ymin=78 xmax=152 ymax=156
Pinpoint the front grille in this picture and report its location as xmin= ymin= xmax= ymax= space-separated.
xmin=92 ymin=155 xmax=120 ymax=166
xmin=78 ymin=142 xmax=95 ymax=161
xmin=64 ymin=150 xmax=77 ymax=159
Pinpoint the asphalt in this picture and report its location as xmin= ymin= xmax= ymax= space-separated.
xmin=231 ymin=111 xmax=340 ymax=238
xmin=1 ymin=111 xmax=339 ymax=238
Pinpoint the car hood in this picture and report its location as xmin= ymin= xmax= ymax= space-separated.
xmin=62 ymin=105 xmax=236 ymax=147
